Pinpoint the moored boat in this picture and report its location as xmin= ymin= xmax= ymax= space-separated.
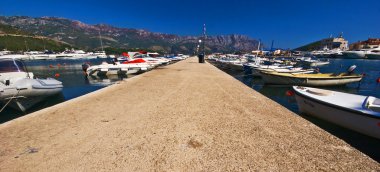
xmin=257 ymin=67 xmax=315 ymax=74
xmin=260 ymin=69 xmax=362 ymax=86
xmin=366 ymin=50 xmax=380 ymax=59
xmin=0 ymin=58 xmax=63 ymax=112
xmin=83 ymin=62 xmax=151 ymax=76
xmin=293 ymin=86 xmax=380 ymax=139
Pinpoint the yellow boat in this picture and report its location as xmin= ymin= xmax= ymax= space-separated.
xmin=260 ymin=71 xmax=362 ymax=86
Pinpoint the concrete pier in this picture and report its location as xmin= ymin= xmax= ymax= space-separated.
xmin=0 ymin=57 xmax=379 ymax=171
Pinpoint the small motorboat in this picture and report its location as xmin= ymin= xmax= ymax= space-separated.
xmin=293 ymin=86 xmax=380 ymax=139
xmin=0 ymin=58 xmax=63 ymax=112
xmin=260 ymin=65 xmax=362 ymax=86
xmin=296 ymin=57 xmax=330 ymax=67
xmin=82 ymin=61 xmax=151 ymax=76
xmin=226 ymin=62 xmax=244 ymax=71
xmin=255 ymin=67 xmax=315 ymax=75
xmin=247 ymin=64 xmax=294 ymax=77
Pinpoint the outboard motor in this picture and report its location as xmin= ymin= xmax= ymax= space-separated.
xmin=82 ymin=63 xmax=90 ymax=73
xmin=346 ymin=65 xmax=357 ymax=75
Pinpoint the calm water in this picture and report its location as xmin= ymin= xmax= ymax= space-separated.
xmin=0 ymin=58 xmax=129 ymax=123
xmin=213 ymin=58 xmax=380 ymax=162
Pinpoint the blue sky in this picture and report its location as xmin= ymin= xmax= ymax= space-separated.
xmin=1 ymin=0 xmax=379 ymax=49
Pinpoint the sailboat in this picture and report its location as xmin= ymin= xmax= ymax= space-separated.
xmin=95 ymin=30 xmax=107 ymax=58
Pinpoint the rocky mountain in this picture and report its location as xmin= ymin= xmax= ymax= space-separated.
xmin=0 ymin=16 xmax=259 ymax=53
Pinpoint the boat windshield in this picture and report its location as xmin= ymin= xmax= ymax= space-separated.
xmin=0 ymin=59 xmax=26 ymax=73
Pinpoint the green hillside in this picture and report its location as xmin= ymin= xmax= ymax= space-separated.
xmin=0 ymin=23 xmax=28 ymax=35
xmin=0 ymin=35 xmax=71 ymax=51
xmin=294 ymin=40 xmax=322 ymax=51
xmin=0 ymin=23 xmax=72 ymax=51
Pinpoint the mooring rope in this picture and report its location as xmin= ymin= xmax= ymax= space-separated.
xmin=0 ymin=89 xmax=21 ymax=113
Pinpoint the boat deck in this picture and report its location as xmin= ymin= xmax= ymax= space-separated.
xmin=0 ymin=57 xmax=379 ymax=171
xmin=264 ymin=72 xmax=361 ymax=78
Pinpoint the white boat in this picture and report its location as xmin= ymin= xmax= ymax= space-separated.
xmin=56 ymin=49 xmax=95 ymax=59
xmin=342 ymin=50 xmax=367 ymax=59
xmin=297 ymin=57 xmax=330 ymax=67
xmin=261 ymin=71 xmax=362 ymax=86
xmin=0 ymin=54 xmax=30 ymax=60
xmin=248 ymin=64 xmax=294 ymax=77
xmin=132 ymin=56 xmax=170 ymax=67
xmin=293 ymin=86 xmax=380 ymax=139
xmin=25 ymin=51 xmax=57 ymax=60
xmin=260 ymin=65 xmax=362 ymax=86
xmin=0 ymin=50 xmax=12 ymax=56
xmin=256 ymin=67 xmax=315 ymax=74
xmin=83 ymin=62 xmax=151 ymax=76
xmin=312 ymin=48 xmax=343 ymax=58
xmin=0 ymin=58 xmax=63 ymax=112
xmin=94 ymin=51 xmax=107 ymax=58
xmin=342 ymin=47 xmax=380 ymax=59
xmin=366 ymin=50 xmax=380 ymax=59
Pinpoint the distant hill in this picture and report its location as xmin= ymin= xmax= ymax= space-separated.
xmin=0 ymin=23 xmax=28 ymax=35
xmin=0 ymin=16 xmax=260 ymax=54
xmin=0 ymin=23 xmax=71 ymax=51
xmin=294 ymin=41 xmax=322 ymax=51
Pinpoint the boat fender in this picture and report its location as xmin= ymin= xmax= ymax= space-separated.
xmin=377 ymin=77 xmax=380 ymax=83
xmin=285 ymin=90 xmax=294 ymax=96
xmin=346 ymin=65 xmax=357 ymax=74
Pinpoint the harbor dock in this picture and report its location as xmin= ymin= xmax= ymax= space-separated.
xmin=0 ymin=57 xmax=378 ymax=171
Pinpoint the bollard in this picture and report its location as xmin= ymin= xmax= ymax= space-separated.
xmin=198 ymin=54 xmax=205 ymax=63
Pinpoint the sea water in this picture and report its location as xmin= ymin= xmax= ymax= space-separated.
xmin=220 ymin=58 xmax=380 ymax=162
xmin=0 ymin=58 xmax=128 ymax=123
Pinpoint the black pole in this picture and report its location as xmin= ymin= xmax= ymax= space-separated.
xmin=198 ymin=24 xmax=206 ymax=63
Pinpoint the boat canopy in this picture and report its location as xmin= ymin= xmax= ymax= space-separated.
xmin=0 ymin=59 xmax=26 ymax=73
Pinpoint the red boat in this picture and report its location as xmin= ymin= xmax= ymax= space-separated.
xmin=122 ymin=58 xmax=146 ymax=64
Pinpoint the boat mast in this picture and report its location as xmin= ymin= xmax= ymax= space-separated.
xmin=270 ymin=40 xmax=274 ymax=52
xmin=256 ymin=40 xmax=261 ymax=57
xmin=24 ymin=40 xmax=29 ymax=52
xmin=202 ymin=24 xmax=206 ymax=56
xmin=98 ymin=30 xmax=104 ymax=52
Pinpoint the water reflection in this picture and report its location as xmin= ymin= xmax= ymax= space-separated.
xmin=85 ymin=74 xmax=125 ymax=86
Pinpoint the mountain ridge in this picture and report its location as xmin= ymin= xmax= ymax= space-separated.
xmin=0 ymin=16 xmax=259 ymax=53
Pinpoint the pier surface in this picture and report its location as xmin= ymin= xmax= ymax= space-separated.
xmin=0 ymin=57 xmax=379 ymax=171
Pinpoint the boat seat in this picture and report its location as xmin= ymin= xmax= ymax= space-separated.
xmin=306 ymin=88 xmax=333 ymax=96
xmin=364 ymin=96 xmax=380 ymax=112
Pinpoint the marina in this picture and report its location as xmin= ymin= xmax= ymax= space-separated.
xmin=0 ymin=56 xmax=182 ymax=123
xmin=1 ymin=1 xmax=380 ymax=170
xmin=0 ymin=57 xmax=378 ymax=171
xmin=211 ymin=57 xmax=380 ymax=161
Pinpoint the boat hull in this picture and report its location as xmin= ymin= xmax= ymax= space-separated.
xmin=0 ymin=79 xmax=63 ymax=112
xmin=261 ymin=72 xmax=362 ymax=86
xmin=342 ymin=52 xmax=366 ymax=59
xmin=294 ymin=88 xmax=380 ymax=139
xmin=367 ymin=54 xmax=380 ymax=59
xmin=226 ymin=63 xmax=244 ymax=71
